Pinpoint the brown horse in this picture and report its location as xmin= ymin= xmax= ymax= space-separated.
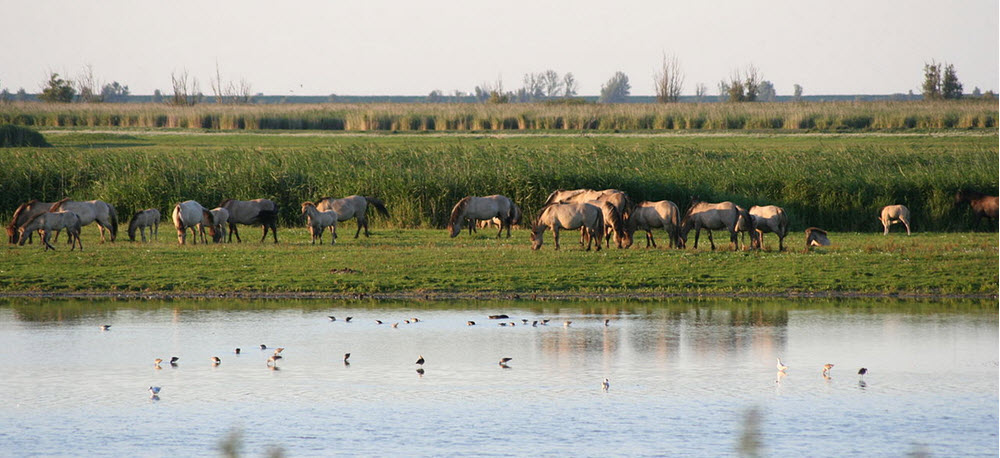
xmin=530 ymin=202 xmax=604 ymax=251
xmin=315 ymin=195 xmax=390 ymax=238
xmin=955 ymin=190 xmax=999 ymax=229
xmin=627 ymin=200 xmax=682 ymax=248
xmin=18 ymin=211 xmax=83 ymax=251
xmin=220 ymin=198 xmax=279 ymax=243
xmin=7 ymin=200 xmax=56 ymax=244
xmin=583 ymin=200 xmax=630 ymax=248
xmin=749 ymin=205 xmax=789 ymax=251
xmin=544 ymin=189 xmax=634 ymax=218
xmin=679 ymin=200 xmax=744 ymax=250
xmin=805 ymin=227 xmax=830 ymax=248
xmin=172 ymin=200 xmax=213 ymax=245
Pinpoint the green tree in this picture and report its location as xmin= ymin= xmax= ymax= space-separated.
xmin=793 ymin=84 xmax=803 ymax=101
xmin=152 ymin=89 xmax=164 ymax=103
xmin=598 ymin=71 xmax=630 ymax=103
xmin=39 ymin=73 xmax=76 ymax=103
xmin=758 ymin=80 xmax=776 ymax=102
xmin=941 ymin=64 xmax=963 ymax=99
xmin=100 ymin=81 xmax=130 ymax=103
xmin=922 ymin=61 xmax=942 ymax=100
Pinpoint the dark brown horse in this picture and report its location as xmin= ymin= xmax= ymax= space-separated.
xmin=219 ymin=198 xmax=279 ymax=243
xmin=7 ymin=200 xmax=56 ymax=244
xmin=955 ymin=190 xmax=999 ymax=229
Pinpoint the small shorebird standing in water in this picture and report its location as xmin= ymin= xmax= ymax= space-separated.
xmin=328 ymin=316 xmax=336 ymax=321
xmin=822 ymin=364 xmax=834 ymax=376
xmin=170 ymin=357 xmax=179 ymax=366
xmin=776 ymin=357 xmax=788 ymax=372
xmin=604 ymin=319 xmax=610 ymax=326
xmin=148 ymin=386 xmax=161 ymax=399
xmin=154 ymin=358 xmax=163 ymax=368
xmin=415 ymin=355 xmax=425 ymax=365
xmin=375 ymin=320 xmax=383 ymax=325
xmin=344 ymin=353 xmax=351 ymax=364
xmin=564 ymin=321 xmax=572 ymax=327
xmin=100 ymin=325 xmax=111 ymax=331
xmin=234 ymin=348 xmax=241 ymax=354
xmin=416 ymin=368 xmax=425 ymax=377
xmin=273 ymin=348 xmax=285 ymax=355
xmin=259 ymin=344 xmax=267 ymax=350
xmin=499 ymin=357 xmax=512 ymax=367
xmin=467 ymin=321 xmax=476 ymax=326
xmin=345 ymin=317 xmax=353 ymax=322
xmin=211 ymin=357 xmax=221 ymax=365
xmin=602 ymin=378 xmax=610 ymax=391
xmin=267 ymin=355 xmax=282 ymax=366
xmin=858 ymin=367 xmax=868 ymax=379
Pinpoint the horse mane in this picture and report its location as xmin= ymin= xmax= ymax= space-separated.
xmin=218 ymin=198 xmax=234 ymax=208
xmin=448 ymin=196 xmax=472 ymax=229
xmin=128 ymin=210 xmax=143 ymax=239
xmin=7 ymin=199 xmax=38 ymax=233
xmin=202 ymin=209 xmax=215 ymax=226
xmin=301 ymin=201 xmax=316 ymax=208
xmin=49 ymin=197 xmax=71 ymax=212
xmin=20 ymin=211 xmax=46 ymax=229
xmin=680 ymin=198 xmax=701 ymax=226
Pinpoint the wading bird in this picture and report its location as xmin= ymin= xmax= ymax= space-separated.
xmin=604 ymin=319 xmax=610 ymax=326
xmin=499 ymin=357 xmax=513 ymax=366
xmin=415 ymin=355 xmax=425 ymax=365
xmin=467 ymin=321 xmax=476 ymax=326
xmin=170 ymin=357 xmax=179 ymax=365
xmin=858 ymin=367 xmax=868 ymax=379
xmin=345 ymin=317 xmax=353 ymax=322
xmin=234 ymin=348 xmax=241 ymax=354
xmin=148 ymin=386 xmax=161 ymax=398
xmin=328 ymin=316 xmax=336 ymax=321
xmin=100 ymin=325 xmax=111 ymax=331
xmin=776 ymin=357 xmax=788 ymax=372
xmin=822 ymin=364 xmax=834 ymax=376
xmin=267 ymin=355 xmax=282 ymax=366
xmin=375 ymin=320 xmax=383 ymax=325
xmin=602 ymin=378 xmax=610 ymax=391
xmin=260 ymin=344 xmax=267 ymax=350
xmin=211 ymin=357 xmax=221 ymax=365
xmin=344 ymin=353 xmax=351 ymax=363
xmin=154 ymin=358 xmax=163 ymax=368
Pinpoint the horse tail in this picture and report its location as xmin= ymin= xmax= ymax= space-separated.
xmin=256 ymin=209 xmax=279 ymax=226
xmin=448 ymin=197 xmax=471 ymax=232
xmin=365 ymin=196 xmax=390 ymax=218
xmin=509 ymin=201 xmax=522 ymax=225
xmin=107 ymin=202 xmax=118 ymax=241
xmin=7 ymin=200 xmax=37 ymax=244
xmin=602 ymin=201 xmax=624 ymax=238
xmin=49 ymin=197 xmax=71 ymax=212
xmin=128 ymin=210 xmax=143 ymax=241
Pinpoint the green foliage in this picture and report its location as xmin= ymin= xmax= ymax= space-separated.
xmin=923 ymin=61 xmax=964 ymax=100
xmin=598 ymin=71 xmax=630 ymax=103
xmin=38 ymin=73 xmax=75 ymax=103
xmin=0 ymin=132 xmax=995 ymax=233
xmin=0 ymin=124 xmax=50 ymax=147
xmin=942 ymin=64 xmax=963 ymax=100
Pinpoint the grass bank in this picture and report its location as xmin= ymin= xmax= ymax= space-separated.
xmin=1 ymin=100 xmax=996 ymax=132
xmin=1 ymin=229 xmax=996 ymax=296
xmin=1 ymin=131 xmax=997 ymax=232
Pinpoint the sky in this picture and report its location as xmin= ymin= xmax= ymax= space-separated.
xmin=2 ymin=0 xmax=998 ymax=97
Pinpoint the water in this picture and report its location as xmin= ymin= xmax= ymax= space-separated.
xmin=0 ymin=299 xmax=995 ymax=457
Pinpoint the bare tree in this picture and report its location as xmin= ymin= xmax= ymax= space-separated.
xmin=793 ymin=84 xmax=803 ymax=102
xmin=76 ymin=64 xmax=102 ymax=103
xmin=695 ymin=83 xmax=707 ymax=102
xmin=171 ymin=69 xmax=200 ymax=106
xmin=653 ymin=53 xmax=684 ymax=103
xmin=562 ymin=73 xmax=578 ymax=97
xmin=724 ymin=65 xmax=762 ymax=102
xmin=542 ymin=70 xmax=563 ymax=98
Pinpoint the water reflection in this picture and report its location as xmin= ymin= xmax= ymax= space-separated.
xmin=0 ymin=297 xmax=995 ymax=457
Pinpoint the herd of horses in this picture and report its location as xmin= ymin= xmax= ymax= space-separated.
xmin=5 ymin=189 xmax=998 ymax=251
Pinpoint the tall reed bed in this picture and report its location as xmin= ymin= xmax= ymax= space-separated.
xmin=0 ymin=100 xmax=996 ymax=132
xmin=1 ymin=135 xmax=995 ymax=232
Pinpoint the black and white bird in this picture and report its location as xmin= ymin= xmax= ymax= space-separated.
xmin=328 ymin=316 xmax=337 ymax=321
xmin=169 ymin=356 xmax=179 ymax=365
xmin=467 ymin=321 xmax=476 ymax=326
xmin=415 ymin=355 xmax=425 ymax=365
xmin=100 ymin=325 xmax=111 ymax=331
xmin=858 ymin=367 xmax=868 ymax=378
xmin=344 ymin=353 xmax=351 ymax=363
xmin=499 ymin=357 xmax=513 ymax=366
xmin=148 ymin=386 xmax=161 ymax=398
xmin=345 ymin=317 xmax=353 ymax=322
xmin=602 ymin=378 xmax=610 ymax=391
xmin=211 ymin=356 xmax=222 ymax=365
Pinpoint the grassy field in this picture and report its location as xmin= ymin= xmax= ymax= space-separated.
xmin=1 ymin=130 xmax=997 ymax=232
xmin=1 ymin=228 xmax=996 ymax=296
xmin=0 ymin=100 xmax=996 ymax=132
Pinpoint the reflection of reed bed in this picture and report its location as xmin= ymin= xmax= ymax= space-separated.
xmin=0 ymin=100 xmax=996 ymax=131
xmin=2 ymin=134 xmax=995 ymax=232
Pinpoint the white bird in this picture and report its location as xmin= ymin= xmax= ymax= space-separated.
xmin=776 ymin=357 xmax=788 ymax=372
xmin=601 ymin=378 xmax=610 ymax=391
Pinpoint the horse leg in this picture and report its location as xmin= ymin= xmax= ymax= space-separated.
xmin=231 ymin=224 xmax=241 ymax=243
xmin=361 ymin=215 xmax=370 ymax=237
xmin=593 ymin=227 xmax=601 ymax=251
xmin=354 ymin=218 xmax=363 ymax=238
xmin=43 ymin=230 xmax=55 ymax=251
xmin=707 ymin=230 xmax=717 ymax=250
xmin=882 ymin=218 xmax=889 ymax=236
xmin=647 ymin=230 xmax=655 ymax=248
xmin=903 ymin=218 xmax=911 ymax=235
xmin=553 ymin=227 xmax=561 ymax=250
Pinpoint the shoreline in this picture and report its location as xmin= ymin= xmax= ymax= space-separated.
xmin=1 ymin=290 xmax=995 ymax=301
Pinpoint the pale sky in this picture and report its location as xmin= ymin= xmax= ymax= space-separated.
xmin=3 ymin=0 xmax=998 ymax=96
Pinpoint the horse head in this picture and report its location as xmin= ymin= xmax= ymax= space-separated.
xmin=529 ymin=224 xmax=544 ymax=250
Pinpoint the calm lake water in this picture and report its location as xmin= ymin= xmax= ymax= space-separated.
xmin=0 ymin=298 xmax=996 ymax=457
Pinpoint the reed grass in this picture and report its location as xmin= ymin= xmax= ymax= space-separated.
xmin=0 ymin=133 xmax=995 ymax=232
xmin=0 ymin=100 xmax=996 ymax=132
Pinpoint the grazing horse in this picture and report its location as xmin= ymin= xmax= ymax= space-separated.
xmin=879 ymin=205 xmax=911 ymax=235
xmin=128 ymin=209 xmax=161 ymax=242
xmin=473 ymin=202 xmax=523 ymax=232
xmin=679 ymin=200 xmax=743 ymax=250
xmin=49 ymin=198 xmax=118 ymax=243
xmin=584 ymin=200 xmax=630 ymax=248
xmin=955 ymin=190 xmax=999 ymax=229
xmin=749 ymin=205 xmax=789 ymax=251
xmin=7 ymin=200 xmax=56 ymax=244
xmin=172 ymin=200 xmax=213 ymax=245
xmin=200 ymin=207 xmax=230 ymax=243
xmin=734 ymin=205 xmax=760 ymax=250
xmin=18 ymin=211 xmax=83 ymax=251
xmin=220 ymin=198 xmax=279 ymax=243
xmin=316 ymin=195 xmax=390 ymax=238
xmin=627 ymin=200 xmax=682 ymax=248
xmin=530 ymin=202 xmax=604 ymax=251
xmin=448 ymin=195 xmax=518 ymax=238
xmin=301 ymin=201 xmax=339 ymax=245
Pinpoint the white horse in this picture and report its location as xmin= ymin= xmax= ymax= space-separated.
xmin=49 ymin=198 xmax=119 ymax=243
xmin=679 ymin=200 xmax=744 ymax=250
xmin=448 ymin=195 xmax=519 ymax=238
xmin=128 ymin=209 xmax=161 ymax=242
xmin=301 ymin=202 xmax=339 ymax=244
xmin=18 ymin=211 xmax=83 ymax=251
xmin=880 ymin=205 xmax=911 ymax=235
xmin=316 ymin=195 xmax=390 ymax=238
xmin=172 ymin=200 xmax=212 ymax=245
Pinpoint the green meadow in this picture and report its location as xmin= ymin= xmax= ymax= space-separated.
xmin=1 ymin=128 xmax=996 ymax=297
